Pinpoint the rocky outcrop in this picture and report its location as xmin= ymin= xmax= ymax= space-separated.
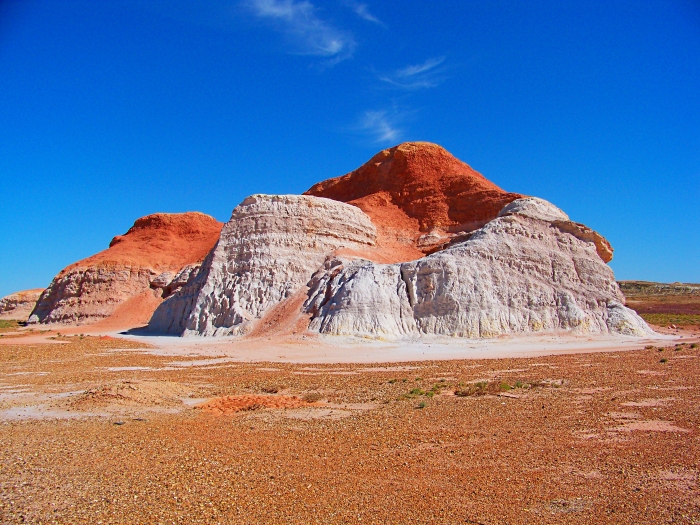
xmin=29 ymin=213 xmax=222 ymax=325
xmin=305 ymin=142 xmax=524 ymax=263
xmin=149 ymin=195 xmax=377 ymax=336
xmin=303 ymin=198 xmax=651 ymax=339
xmin=0 ymin=289 xmax=45 ymax=321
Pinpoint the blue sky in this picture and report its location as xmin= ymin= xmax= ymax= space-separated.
xmin=1 ymin=0 xmax=699 ymax=298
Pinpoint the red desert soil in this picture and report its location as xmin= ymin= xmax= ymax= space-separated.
xmin=66 ymin=212 xmax=223 ymax=273
xmin=197 ymin=394 xmax=317 ymax=414
xmin=305 ymin=142 xmax=523 ymax=263
xmin=0 ymin=333 xmax=698 ymax=524
xmin=86 ymin=290 xmax=165 ymax=331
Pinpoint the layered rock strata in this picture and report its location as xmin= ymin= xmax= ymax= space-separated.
xmin=29 ymin=213 xmax=222 ymax=325
xmin=303 ymin=198 xmax=652 ymax=339
xmin=148 ymin=195 xmax=377 ymax=336
xmin=0 ymin=289 xmax=45 ymax=321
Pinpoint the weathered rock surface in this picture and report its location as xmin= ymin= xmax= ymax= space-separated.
xmin=0 ymin=288 xmax=45 ymax=321
xmin=149 ymin=195 xmax=377 ymax=336
xmin=29 ymin=213 xmax=222 ymax=325
xmin=305 ymin=142 xmax=524 ymax=263
xmin=303 ymin=198 xmax=652 ymax=339
xmin=150 ymin=264 xmax=201 ymax=299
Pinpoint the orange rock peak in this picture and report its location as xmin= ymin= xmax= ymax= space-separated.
xmin=65 ymin=211 xmax=223 ymax=274
xmin=305 ymin=141 xmax=522 ymax=263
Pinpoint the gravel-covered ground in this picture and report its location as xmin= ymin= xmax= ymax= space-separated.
xmin=1 ymin=332 xmax=699 ymax=524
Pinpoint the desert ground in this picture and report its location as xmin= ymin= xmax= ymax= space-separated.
xmin=1 ymin=304 xmax=699 ymax=524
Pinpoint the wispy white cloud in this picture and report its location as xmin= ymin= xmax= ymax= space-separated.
xmin=344 ymin=1 xmax=383 ymax=26
xmin=359 ymin=110 xmax=402 ymax=144
xmin=247 ymin=0 xmax=355 ymax=62
xmin=379 ymin=56 xmax=447 ymax=89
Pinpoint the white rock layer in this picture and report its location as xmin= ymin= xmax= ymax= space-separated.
xmin=304 ymin=198 xmax=653 ymax=339
xmin=149 ymin=195 xmax=377 ymax=336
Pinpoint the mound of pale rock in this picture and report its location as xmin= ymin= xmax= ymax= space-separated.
xmin=305 ymin=142 xmax=523 ymax=263
xmin=152 ymin=193 xmax=651 ymax=339
xmin=149 ymin=195 xmax=377 ymax=336
xmin=29 ymin=212 xmax=222 ymax=326
xmin=0 ymin=288 xmax=45 ymax=321
xmin=146 ymin=143 xmax=651 ymax=340
xmin=303 ymin=197 xmax=651 ymax=338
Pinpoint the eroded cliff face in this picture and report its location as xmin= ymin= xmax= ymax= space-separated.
xmin=0 ymin=289 xmax=45 ymax=321
xmin=148 ymin=195 xmax=378 ymax=336
xmin=305 ymin=142 xmax=524 ymax=263
xmin=303 ymin=198 xmax=651 ymax=339
xmin=29 ymin=212 xmax=222 ymax=325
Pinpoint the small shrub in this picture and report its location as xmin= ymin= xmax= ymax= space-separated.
xmin=0 ymin=320 xmax=20 ymax=332
xmin=416 ymin=401 xmax=426 ymax=409
xmin=303 ymin=392 xmax=323 ymax=403
xmin=660 ymin=358 xmax=668 ymax=364
xmin=454 ymin=381 xmax=498 ymax=397
xmin=690 ymin=343 xmax=698 ymax=349
xmin=409 ymin=388 xmax=425 ymax=396
xmin=514 ymin=381 xmax=524 ymax=389
xmin=429 ymin=383 xmax=446 ymax=394
xmin=499 ymin=382 xmax=512 ymax=391
xmin=388 ymin=379 xmax=398 ymax=384
xmin=644 ymin=345 xmax=654 ymax=350
xmin=261 ymin=386 xmax=279 ymax=394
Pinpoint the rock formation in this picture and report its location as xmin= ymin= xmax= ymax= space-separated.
xmin=303 ymin=197 xmax=651 ymax=338
xmin=0 ymin=288 xmax=45 ymax=321
xmin=30 ymin=141 xmax=649 ymax=339
xmin=29 ymin=212 xmax=222 ymax=325
xmin=305 ymin=142 xmax=524 ymax=263
xmin=149 ymin=195 xmax=377 ymax=336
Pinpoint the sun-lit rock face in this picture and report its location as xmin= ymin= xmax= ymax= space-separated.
xmin=28 ymin=212 xmax=223 ymax=325
xmin=303 ymin=198 xmax=651 ymax=339
xmin=148 ymin=194 xmax=378 ymax=336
